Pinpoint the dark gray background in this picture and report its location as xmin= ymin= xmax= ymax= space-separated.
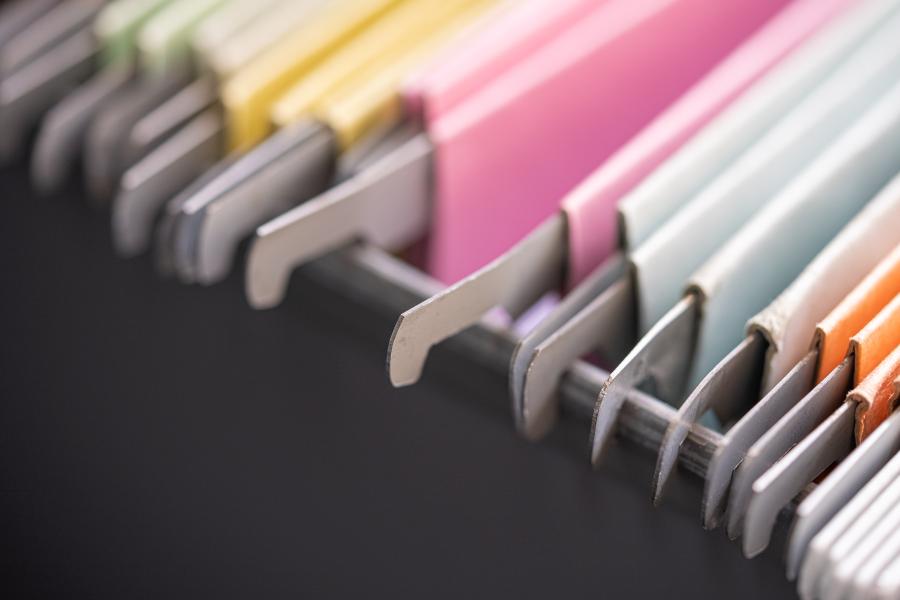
xmin=0 ymin=161 xmax=796 ymax=599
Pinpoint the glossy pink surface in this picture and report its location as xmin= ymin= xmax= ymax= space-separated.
xmin=426 ymin=0 xmax=789 ymax=283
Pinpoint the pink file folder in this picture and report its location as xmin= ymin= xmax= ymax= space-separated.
xmin=424 ymin=0 xmax=789 ymax=284
xmin=403 ymin=0 xmax=603 ymax=124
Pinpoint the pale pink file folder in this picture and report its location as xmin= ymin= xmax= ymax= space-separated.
xmin=403 ymin=0 xmax=603 ymax=124
xmin=424 ymin=0 xmax=791 ymax=284
xmin=562 ymin=0 xmax=857 ymax=286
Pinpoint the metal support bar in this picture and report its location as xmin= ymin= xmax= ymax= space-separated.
xmin=306 ymin=243 xmax=723 ymax=480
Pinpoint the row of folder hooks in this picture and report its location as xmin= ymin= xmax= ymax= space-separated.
xmin=2 ymin=0 xmax=900 ymax=596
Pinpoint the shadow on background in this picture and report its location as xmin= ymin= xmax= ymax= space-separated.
xmin=0 ymin=161 xmax=795 ymax=599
